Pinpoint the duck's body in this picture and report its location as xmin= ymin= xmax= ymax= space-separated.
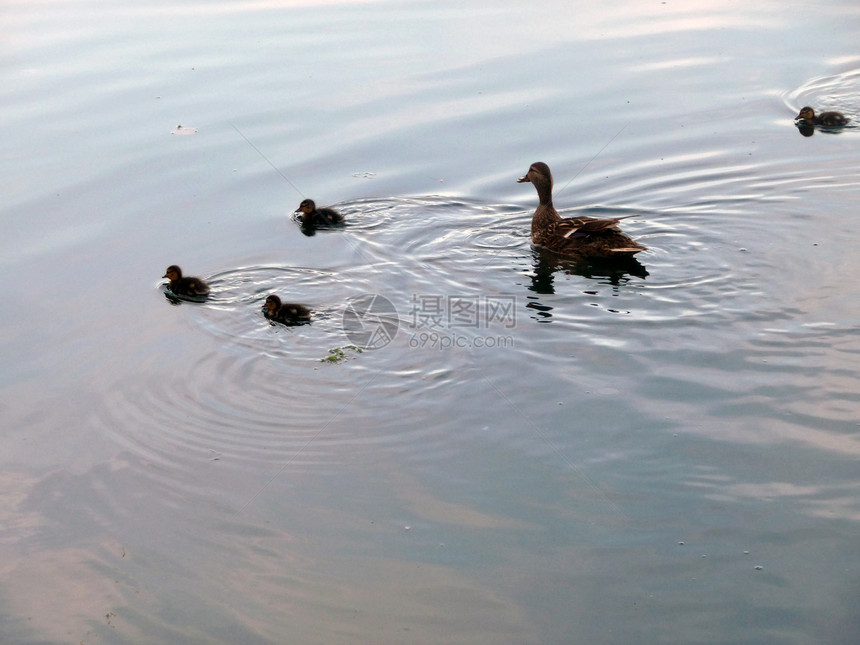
xmin=795 ymin=106 xmax=848 ymax=127
xmin=163 ymin=265 xmax=210 ymax=298
xmin=517 ymin=162 xmax=646 ymax=258
xmin=295 ymin=199 xmax=344 ymax=226
xmin=263 ymin=294 xmax=311 ymax=325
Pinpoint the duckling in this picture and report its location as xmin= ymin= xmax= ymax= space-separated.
xmin=295 ymin=199 xmax=344 ymax=225
xmin=162 ymin=265 xmax=210 ymax=298
xmin=795 ymin=106 xmax=848 ymax=127
xmin=517 ymin=162 xmax=646 ymax=258
xmin=263 ymin=294 xmax=311 ymax=325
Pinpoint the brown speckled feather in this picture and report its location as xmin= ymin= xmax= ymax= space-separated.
xmin=295 ymin=199 xmax=345 ymax=225
xmin=795 ymin=106 xmax=848 ymax=127
xmin=163 ymin=265 xmax=210 ymax=298
xmin=535 ymin=219 xmax=645 ymax=257
xmin=263 ymin=294 xmax=311 ymax=325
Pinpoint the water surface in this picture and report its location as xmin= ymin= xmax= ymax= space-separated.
xmin=2 ymin=0 xmax=860 ymax=643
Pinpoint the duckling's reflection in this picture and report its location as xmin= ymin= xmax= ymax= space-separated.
xmin=162 ymin=291 xmax=209 ymax=306
xmin=795 ymin=122 xmax=815 ymax=138
xmin=525 ymin=247 xmax=648 ymax=319
xmin=793 ymin=122 xmax=850 ymax=137
xmin=299 ymin=219 xmax=347 ymax=237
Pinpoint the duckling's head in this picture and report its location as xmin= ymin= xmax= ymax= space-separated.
xmin=296 ymin=199 xmax=316 ymax=215
xmin=264 ymin=294 xmax=282 ymax=313
xmin=796 ymin=107 xmax=815 ymax=122
xmin=163 ymin=265 xmax=182 ymax=280
xmin=517 ymin=162 xmax=553 ymax=189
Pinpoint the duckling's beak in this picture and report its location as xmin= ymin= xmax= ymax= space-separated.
xmin=162 ymin=273 xmax=169 ymax=278
xmin=517 ymin=173 xmax=531 ymax=183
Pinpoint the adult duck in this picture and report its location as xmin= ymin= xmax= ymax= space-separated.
xmin=263 ymin=294 xmax=311 ymax=325
xmin=162 ymin=265 xmax=210 ymax=298
xmin=517 ymin=162 xmax=646 ymax=258
xmin=295 ymin=199 xmax=344 ymax=225
xmin=795 ymin=107 xmax=848 ymax=127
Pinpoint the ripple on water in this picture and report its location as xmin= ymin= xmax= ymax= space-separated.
xmin=784 ymin=67 xmax=860 ymax=124
xmin=102 ymin=340 xmax=482 ymax=487
xmin=161 ymin=264 xmax=345 ymax=361
xmin=124 ymin=198 xmax=537 ymax=494
xmin=138 ymin=191 xmax=789 ymax=494
xmin=509 ymin=205 xmax=756 ymax=327
xmin=164 ymin=193 xmax=765 ymax=337
xmin=341 ymin=196 xmax=528 ymax=267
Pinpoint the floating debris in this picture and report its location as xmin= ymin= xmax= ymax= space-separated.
xmin=171 ymin=124 xmax=198 ymax=135
xmin=321 ymin=345 xmax=364 ymax=363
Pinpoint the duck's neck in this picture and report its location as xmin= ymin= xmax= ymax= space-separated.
xmin=530 ymin=179 xmax=560 ymax=235
xmin=534 ymin=178 xmax=554 ymax=208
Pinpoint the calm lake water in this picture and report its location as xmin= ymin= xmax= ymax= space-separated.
xmin=2 ymin=0 xmax=860 ymax=643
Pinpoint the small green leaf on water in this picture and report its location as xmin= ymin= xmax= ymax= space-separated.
xmin=321 ymin=345 xmax=363 ymax=363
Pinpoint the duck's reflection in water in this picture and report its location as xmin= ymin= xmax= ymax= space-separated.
xmin=525 ymin=247 xmax=648 ymax=320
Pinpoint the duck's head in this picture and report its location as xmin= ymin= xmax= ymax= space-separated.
xmin=163 ymin=265 xmax=182 ymax=280
xmin=295 ymin=199 xmax=316 ymax=215
xmin=264 ymin=294 xmax=282 ymax=313
xmin=796 ymin=107 xmax=815 ymax=123
xmin=517 ymin=162 xmax=553 ymax=189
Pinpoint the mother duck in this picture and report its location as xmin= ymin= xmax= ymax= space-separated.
xmin=518 ymin=161 xmax=646 ymax=258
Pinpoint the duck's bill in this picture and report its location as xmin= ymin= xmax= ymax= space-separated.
xmin=517 ymin=175 xmax=530 ymax=183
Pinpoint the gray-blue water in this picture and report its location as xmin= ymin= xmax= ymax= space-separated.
xmin=2 ymin=0 xmax=860 ymax=643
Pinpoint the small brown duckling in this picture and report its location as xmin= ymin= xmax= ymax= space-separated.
xmin=795 ymin=106 xmax=848 ymax=127
xmin=517 ymin=162 xmax=646 ymax=259
xmin=263 ymin=294 xmax=311 ymax=325
xmin=163 ymin=265 xmax=210 ymax=298
xmin=295 ymin=199 xmax=344 ymax=225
